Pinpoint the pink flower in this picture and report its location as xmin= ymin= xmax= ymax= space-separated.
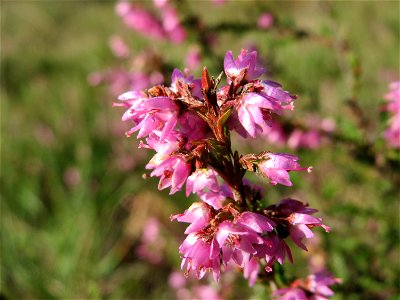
xmin=173 ymin=203 xmax=275 ymax=283
xmin=118 ymin=92 xmax=179 ymax=141
xmin=186 ymin=168 xmax=220 ymax=197
xmin=185 ymin=46 xmax=201 ymax=70
xmin=260 ymin=119 xmax=287 ymax=146
xmin=224 ymin=49 xmax=265 ymax=85
xmin=153 ymin=0 xmax=169 ymax=8
xmin=287 ymin=129 xmax=321 ymax=149
xmin=171 ymin=202 xmax=214 ymax=234
xmin=273 ymin=272 xmax=341 ymax=300
xmin=232 ymin=81 xmax=296 ymax=138
xmin=170 ymin=68 xmax=202 ymax=99
xmin=178 ymin=111 xmax=210 ymax=141
xmin=149 ymin=155 xmax=191 ymax=194
xmin=243 ymin=255 xmax=260 ymax=287
xmin=197 ymin=184 xmax=232 ymax=209
xmin=109 ymin=35 xmax=129 ymax=58
xmin=179 ymin=233 xmax=222 ymax=281
xmin=116 ymin=2 xmax=166 ymax=40
xmin=236 ymin=92 xmax=276 ymax=138
xmin=259 ymin=80 xmax=296 ymax=112
xmin=255 ymin=233 xmax=293 ymax=268
xmin=161 ymin=6 xmax=187 ymax=43
xmin=257 ymin=13 xmax=274 ymax=29
xmin=383 ymin=81 xmax=400 ymax=148
xmin=215 ymin=220 xmax=264 ymax=265
xmin=273 ymin=287 xmax=307 ymax=300
xmin=258 ymin=153 xmax=311 ymax=186
xmin=268 ymin=199 xmax=330 ymax=251
xmin=236 ymin=211 xmax=275 ymax=233
xmin=136 ymin=218 xmax=165 ymax=264
xmin=142 ymin=130 xmax=182 ymax=169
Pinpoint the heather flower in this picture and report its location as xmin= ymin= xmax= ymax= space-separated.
xmin=136 ymin=218 xmax=165 ymax=264
xmin=109 ymin=35 xmax=129 ymax=58
xmin=118 ymin=92 xmax=179 ymax=140
xmin=230 ymin=80 xmax=295 ymax=138
xmin=273 ymin=272 xmax=341 ymax=300
xmin=267 ymin=199 xmax=330 ymax=250
xmin=168 ymin=271 xmax=223 ymax=300
xmin=149 ymin=155 xmax=191 ymax=194
xmin=243 ymin=256 xmax=260 ymax=287
xmin=258 ymin=80 xmax=296 ymax=112
xmin=170 ymin=68 xmax=202 ymax=99
xmin=257 ymin=13 xmax=274 ymax=29
xmin=287 ymin=129 xmax=321 ymax=149
xmin=186 ymin=168 xmax=220 ymax=197
xmin=383 ymin=81 xmax=400 ymax=148
xmin=197 ymin=184 xmax=233 ymax=209
xmin=215 ymin=220 xmax=264 ymax=265
xmin=173 ymin=203 xmax=276 ymax=283
xmin=258 ymin=153 xmax=312 ymax=186
xmin=171 ymin=202 xmax=214 ymax=234
xmin=153 ymin=0 xmax=169 ymax=8
xmin=236 ymin=92 xmax=277 ymax=138
xmin=179 ymin=233 xmax=222 ymax=281
xmin=260 ymin=119 xmax=287 ymax=146
xmin=161 ymin=6 xmax=187 ymax=43
xmin=224 ymin=49 xmax=265 ymax=85
xmin=186 ymin=46 xmax=201 ymax=70
xmin=256 ymin=233 xmax=293 ymax=268
xmin=142 ymin=130 xmax=182 ymax=169
xmin=116 ymin=2 xmax=165 ymax=40
xmin=178 ymin=111 xmax=210 ymax=141
xmin=260 ymin=115 xmax=335 ymax=149
xmin=113 ymin=48 xmax=334 ymax=293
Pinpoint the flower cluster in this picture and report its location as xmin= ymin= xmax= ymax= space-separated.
xmin=383 ymin=81 xmax=400 ymax=148
xmin=273 ymin=272 xmax=341 ymax=300
xmin=171 ymin=198 xmax=328 ymax=286
xmin=116 ymin=49 xmax=334 ymax=293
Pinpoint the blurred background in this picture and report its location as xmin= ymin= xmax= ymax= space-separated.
xmin=1 ymin=1 xmax=399 ymax=299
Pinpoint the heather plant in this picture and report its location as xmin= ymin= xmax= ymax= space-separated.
xmin=115 ymin=49 xmax=339 ymax=297
xmin=2 ymin=2 xmax=399 ymax=300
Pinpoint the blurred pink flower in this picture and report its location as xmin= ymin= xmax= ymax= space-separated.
xmin=258 ymin=13 xmax=274 ymax=29
xmin=109 ymin=35 xmax=129 ymax=58
xmin=185 ymin=46 xmax=202 ymax=70
xmin=153 ymin=0 xmax=169 ymax=8
xmin=136 ymin=218 xmax=166 ymax=264
xmin=273 ymin=272 xmax=341 ymax=300
xmin=116 ymin=2 xmax=165 ymax=40
xmin=161 ymin=6 xmax=187 ymax=43
xmin=383 ymin=81 xmax=400 ymax=148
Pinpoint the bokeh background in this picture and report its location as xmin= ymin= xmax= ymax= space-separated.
xmin=1 ymin=1 xmax=399 ymax=299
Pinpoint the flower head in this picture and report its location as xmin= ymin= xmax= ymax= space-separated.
xmin=258 ymin=153 xmax=312 ymax=186
xmin=224 ymin=49 xmax=265 ymax=85
xmin=149 ymin=155 xmax=191 ymax=194
xmin=186 ymin=168 xmax=220 ymax=197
